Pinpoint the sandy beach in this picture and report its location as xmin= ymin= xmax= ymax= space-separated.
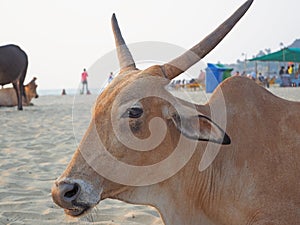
xmin=0 ymin=87 xmax=299 ymax=225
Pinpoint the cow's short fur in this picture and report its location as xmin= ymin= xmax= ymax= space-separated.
xmin=52 ymin=1 xmax=300 ymax=224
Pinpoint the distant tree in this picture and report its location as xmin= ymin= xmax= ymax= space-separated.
xmin=228 ymin=47 xmax=279 ymax=79
xmin=255 ymin=50 xmax=265 ymax=57
xmin=265 ymin=48 xmax=271 ymax=54
xmin=236 ymin=59 xmax=242 ymax=64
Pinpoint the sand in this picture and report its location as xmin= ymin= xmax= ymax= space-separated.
xmin=0 ymin=86 xmax=299 ymax=225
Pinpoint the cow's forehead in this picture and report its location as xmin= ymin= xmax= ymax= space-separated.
xmin=115 ymin=74 xmax=170 ymax=105
xmin=96 ymin=69 xmax=169 ymax=108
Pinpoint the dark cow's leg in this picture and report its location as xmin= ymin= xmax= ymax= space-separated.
xmin=19 ymin=68 xmax=27 ymax=102
xmin=17 ymin=66 xmax=27 ymax=110
xmin=19 ymin=64 xmax=28 ymax=103
xmin=13 ymin=81 xmax=23 ymax=110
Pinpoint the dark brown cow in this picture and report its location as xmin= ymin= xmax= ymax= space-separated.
xmin=0 ymin=44 xmax=28 ymax=110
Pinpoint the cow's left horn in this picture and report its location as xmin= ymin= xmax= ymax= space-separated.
xmin=111 ymin=13 xmax=137 ymax=72
xmin=161 ymin=0 xmax=254 ymax=80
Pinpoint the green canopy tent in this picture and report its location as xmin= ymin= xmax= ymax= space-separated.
xmin=249 ymin=48 xmax=300 ymax=87
xmin=249 ymin=48 xmax=300 ymax=62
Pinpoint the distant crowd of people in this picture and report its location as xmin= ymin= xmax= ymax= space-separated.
xmin=279 ymin=64 xmax=300 ymax=78
xmin=277 ymin=64 xmax=300 ymax=87
xmin=60 ymin=69 xmax=116 ymax=96
xmin=232 ymin=70 xmax=271 ymax=88
xmin=64 ymin=63 xmax=300 ymax=96
xmin=231 ymin=63 xmax=300 ymax=88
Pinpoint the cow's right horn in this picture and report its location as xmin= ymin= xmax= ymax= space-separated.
xmin=161 ymin=0 xmax=254 ymax=80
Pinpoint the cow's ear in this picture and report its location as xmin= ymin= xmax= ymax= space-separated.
xmin=168 ymin=105 xmax=230 ymax=145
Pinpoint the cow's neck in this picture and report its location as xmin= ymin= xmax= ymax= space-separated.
xmin=157 ymin=163 xmax=219 ymax=224
xmin=117 ymin=185 xmax=213 ymax=225
xmin=157 ymin=200 xmax=217 ymax=225
xmin=118 ymin=159 xmax=221 ymax=224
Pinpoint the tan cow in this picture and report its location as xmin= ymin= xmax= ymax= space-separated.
xmin=52 ymin=0 xmax=300 ymax=224
xmin=0 ymin=77 xmax=38 ymax=107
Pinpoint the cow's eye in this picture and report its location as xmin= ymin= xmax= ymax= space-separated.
xmin=123 ymin=107 xmax=143 ymax=118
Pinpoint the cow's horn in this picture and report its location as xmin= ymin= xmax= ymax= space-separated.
xmin=161 ymin=0 xmax=254 ymax=80
xmin=111 ymin=13 xmax=137 ymax=72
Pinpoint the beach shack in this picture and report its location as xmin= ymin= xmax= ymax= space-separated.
xmin=250 ymin=48 xmax=300 ymax=87
xmin=205 ymin=63 xmax=233 ymax=93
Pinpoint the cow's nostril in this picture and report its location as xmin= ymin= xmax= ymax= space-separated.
xmin=64 ymin=183 xmax=80 ymax=199
xmin=52 ymin=180 xmax=82 ymax=209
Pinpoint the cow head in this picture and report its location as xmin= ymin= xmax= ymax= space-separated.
xmin=24 ymin=77 xmax=39 ymax=101
xmin=52 ymin=0 xmax=253 ymax=217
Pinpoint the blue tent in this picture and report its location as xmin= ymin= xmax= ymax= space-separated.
xmin=205 ymin=63 xmax=233 ymax=93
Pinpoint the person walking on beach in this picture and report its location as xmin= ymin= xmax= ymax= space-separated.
xmin=81 ymin=68 xmax=89 ymax=94
xmin=279 ymin=66 xmax=285 ymax=77
xmin=233 ymin=71 xmax=240 ymax=76
xmin=285 ymin=66 xmax=290 ymax=75
xmin=288 ymin=64 xmax=295 ymax=76
xmin=108 ymin=72 xmax=114 ymax=84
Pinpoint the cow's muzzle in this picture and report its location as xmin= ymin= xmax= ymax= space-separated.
xmin=51 ymin=178 xmax=98 ymax=217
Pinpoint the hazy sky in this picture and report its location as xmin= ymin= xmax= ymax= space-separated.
xmin=1 ymin=0 xmax=299 ymax=90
